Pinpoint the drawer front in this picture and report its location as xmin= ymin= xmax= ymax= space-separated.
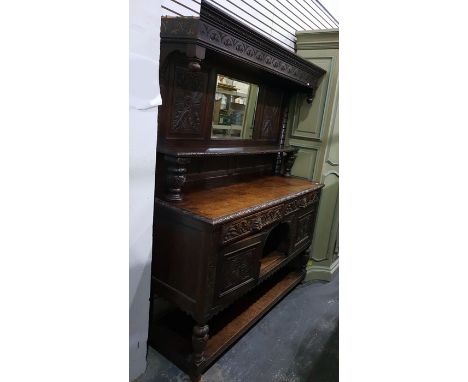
xmin=221 ymin=190 xmax=321 ymax=246
xmin=215 ymin=235 xmax=263 ymax=304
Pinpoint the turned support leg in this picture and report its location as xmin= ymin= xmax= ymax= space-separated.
xmin=283 ymin=150 xmax=298 ymax=177
xmin=291 ymin=249 xmax=310 ymax=280
xmin=164 ymin=155 xmax=191 ymax=202
xmin=192 ymin=324 xmax=209 ymax=366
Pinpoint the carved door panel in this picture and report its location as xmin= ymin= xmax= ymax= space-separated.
xmin=294 ymin=209 xmax=317 ymax=251
xmin=214 ymin=234 xmax=263 ymax=305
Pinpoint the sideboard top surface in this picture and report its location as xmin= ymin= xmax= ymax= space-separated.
xmin=156 ymin=176 xmax=323 ymax=224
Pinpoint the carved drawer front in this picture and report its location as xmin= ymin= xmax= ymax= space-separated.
xmin=294 ymin=210 xmax=316 ymax=249
xmin=215 ymin=235 xmax=263 ymax=304
xmin=221 ymin=205 xmax=284 ymax=245
xmin=283 ymin=190 xmax=320 ymax=216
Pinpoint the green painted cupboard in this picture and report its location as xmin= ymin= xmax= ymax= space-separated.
xmin=287 ymin=29 xmax=339 ymax=281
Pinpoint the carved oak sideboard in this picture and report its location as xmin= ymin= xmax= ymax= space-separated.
xmin=148 ymin=2 xmax=326 ymax=381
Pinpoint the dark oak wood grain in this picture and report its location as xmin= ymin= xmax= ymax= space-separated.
xmin=149 ymin=2 xmax=326 ymax=380
xmin=166 ymin=176 xmax=322 ymax=222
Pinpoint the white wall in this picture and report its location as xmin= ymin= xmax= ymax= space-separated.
xmin=161 ymin=0 xmax=338 ymax=51
xmin=129 ymin=0 xmax=162 ymax=380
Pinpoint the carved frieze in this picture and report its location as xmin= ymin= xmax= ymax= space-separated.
xmin=221 ymin=192 xmax=320 ymax=244
xmin=222 ymin=205 xmax=284 ymax=245
xmin=198 ymin=22 xmax=318 ymax=89
xmin=160 ymin=2 xmax=325 ymax=91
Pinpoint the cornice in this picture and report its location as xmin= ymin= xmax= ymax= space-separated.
xmin=296 ymin=29 xmax=339 ymax=50
xmin=161 ymin=0 xmax=326 ymax=92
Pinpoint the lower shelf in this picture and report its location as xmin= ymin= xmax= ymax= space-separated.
xmin=148 ymin=268 xmax=303 ymax=376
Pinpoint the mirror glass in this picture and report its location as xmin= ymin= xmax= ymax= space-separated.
xmin=211 ymin=74 xmax=259 ymax=139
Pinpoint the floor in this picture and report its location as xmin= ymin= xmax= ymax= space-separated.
xmin=137 ymin=272 xmax=339 ymax=382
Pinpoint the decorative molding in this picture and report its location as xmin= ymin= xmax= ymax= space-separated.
xmin=296 ymin=30 xmax=339 ymax=51
xmin=326 ymin=159 xmax=338 ymax=167
xmin=305 ymin=258 xmax=339 ymax=282
xmin=323 ymin=170 xmax=339 ymax=178
xmin=160 ymin=1 xmax=325 ymax=92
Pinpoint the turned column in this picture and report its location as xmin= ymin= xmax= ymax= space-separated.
xmin=275 ymin=100 xmax=289 ymax=175
xmin=192 ymin=324 xmax=209 ymax=366
xmin=164 ymin=155 xmax=191 ymax=202
xmin=190 ymin=324 xmax=209 ymax=381
xmin=283 ymin=150 xmax=298 ymax=177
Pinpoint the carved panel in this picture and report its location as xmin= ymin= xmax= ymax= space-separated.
xmin=295 ymin=211 xmax=315 ymax=248
xmin=218 ymin=247 xmax=257 ymax=297
xmin=170 ymin=66 xmax=207 ymax=136
xmin=284 ymin=191 xmax=320 ymax=216
xmin=259 ymin=89 xmax=282 ymax=140
xmin=222 ymin=205 xmax=284 ymax=245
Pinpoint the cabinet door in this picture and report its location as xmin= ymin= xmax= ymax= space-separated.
xmin=214 ymin=234 xmax=263 ymax=305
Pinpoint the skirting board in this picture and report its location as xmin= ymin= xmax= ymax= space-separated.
xmin=304 ymin=258 xmax=339 ymax=282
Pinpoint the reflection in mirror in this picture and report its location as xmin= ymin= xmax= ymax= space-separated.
xmin=211 ymin=74 xmax=259 ymax=139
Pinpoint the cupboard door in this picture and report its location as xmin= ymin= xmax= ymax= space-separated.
xmin=215 ymin=234 xmax=263 ymax=304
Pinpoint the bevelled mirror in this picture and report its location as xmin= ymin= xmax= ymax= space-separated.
xmin=211 ymin=74 xmax=259 ymax=139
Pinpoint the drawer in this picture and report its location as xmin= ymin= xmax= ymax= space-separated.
xmin=214 ymin=234 xmax=264 ymax=304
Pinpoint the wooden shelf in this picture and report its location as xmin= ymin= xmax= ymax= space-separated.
xmin=158 ymin=144 xmax=297 ymax=158
xmin=149 ymin=268 xmax=303 ymax=375
xmin=260 ymin=251 xmax=286 ymax=277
